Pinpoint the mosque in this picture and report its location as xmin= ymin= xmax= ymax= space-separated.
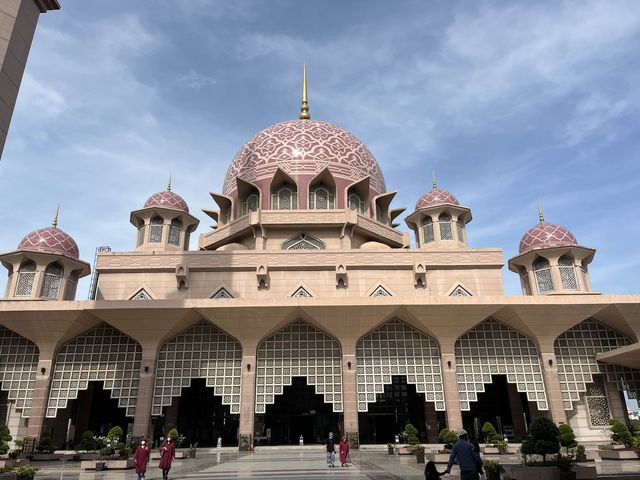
xmin=1 ymin=68 xmax=639 ymax=449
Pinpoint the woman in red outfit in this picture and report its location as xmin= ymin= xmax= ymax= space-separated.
xmin=339 ymin=436 xmax=350 ymax=467
xmin=159 ymin=435 xmax=176 ymax=479
xmin=133 ymin=439 xmax=150 ymax=480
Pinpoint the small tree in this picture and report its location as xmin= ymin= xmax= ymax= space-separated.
xmin=0 ymin=424 xmax=12 ymax=454
xmin=520 ymin=417 xmax=560 ymax=462
xmin=481 ymin=422 xmax=502 ymax=445
xmin=404 ymin=423 xmax=420 ymax=446
xmin=107 ymin=426 xmax=123 ymax=443
xmin=79 ymin=430 xmax=96 ymax=451
xmin=438 ymin=428 xmax=459 ymax=445
xmin=35 ymin=431 xmax=55 ymax=454
xmin=557 ymin=424 xmax=576 ymax=452
xmin=609 ymin=419 xmax=634 ymax=447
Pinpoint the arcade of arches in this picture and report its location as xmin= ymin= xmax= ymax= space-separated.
xmin=1 ymin=317 xmax=639 ymax=448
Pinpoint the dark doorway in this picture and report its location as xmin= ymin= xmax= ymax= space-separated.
xmin=170 ymin=378 xmax=238 ymax=447
xmin=462 ymin=375 xmax=531 ymax=442
xmin=263 ymin=377 xmax=339 ymax=445
xmin=358 ymin=375 xmax=434 ymax=444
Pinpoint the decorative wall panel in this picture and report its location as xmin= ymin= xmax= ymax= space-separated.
xmin=0 ymin=327 xmax=38 ymax=417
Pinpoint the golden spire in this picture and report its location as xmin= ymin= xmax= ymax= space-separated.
xmin=537 ymin=201 xmax=545 ymax=224
xmin=167 ymin=173 xmax=172 ymax=192
xmin=299 ymin=64 xmax=310 ymax=120
xmin=432 ymin=171 xmax=437 ymax=190
xmin=52 ymin=203 xmax=59 ymax=229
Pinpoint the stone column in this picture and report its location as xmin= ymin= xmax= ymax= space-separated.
xmin=25 ymin=354 xmax=53 ymax=440
xmin=238 ymin=349 xmax=256 ymax=450
xmin=441 ymin=353 xmax=463 ymax=431
xmin=132 ymin=347 xmax=158 ymax=439
xmin=540 ymin=352 xmax=567 ymax=424
xmin=342 ymin=353 xmax=358 ymax=447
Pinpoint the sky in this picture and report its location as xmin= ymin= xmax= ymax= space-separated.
xmin=1 ymin=0 xmax=640 ymax=304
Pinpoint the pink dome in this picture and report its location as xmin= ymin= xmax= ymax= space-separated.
xmin=17 ymin=227 xmax=80 ymax=260
xmin=519 ymin=223 xmax=578 ymax=254
xmin=416 ymin=188 xmax=459 ymax=209
xmin=222 ymin=119 xmax=386 ymax=197
xmin=144 ymin=191 xmax=189 ymax=212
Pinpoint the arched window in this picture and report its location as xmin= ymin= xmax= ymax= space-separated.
xmin=439 ymin=213 xmax=453 ymax=240
xmin=519 ymin=267 xmax=532 ymax=296
xmin=241 ymin=193 xmax=260 ymax=215
xmin=309 ymin=184 xmax=335 ymax=209
xmin=558 ymin=255 xmax=578 ymax=290
xmin=136 ymin=224 xmax=146 ymax=247
xmin=64 ymin=272 xmax=79 ymax=300
xmin=15 ymin=260 xmax=36 ymax=297
xmin=456 ymin=220 xmax=465 ymax=243
xmin=40 ymin=262 xmax=63 ymax=299
xmin=533 ymin=257 xmax=554 ymax=293
xmin=282 ymin=232 xmax=325 ymax=250
xmin=149 ymin=216 xmax=163 ymax=243
xmin=422 ymin=216 xmax=434 ymax=244
xmin=348 ymin=192 xmax=365 ymax=213
xmin=168 ymin=218 xmax=183 ymax=246
xmin=580 ymin=261 xmax=590 ymax=292
xmin=271 ymin=184 xmax=297 ymax=210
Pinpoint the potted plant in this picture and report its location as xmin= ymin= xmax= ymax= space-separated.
xmin=189 ymin=443 xmax=198 ymax=458
xmin=14 ymin=465 xmax=39 ymax=480
xmin=484 ymin=459 xmax=505 ymax=480
xmin=413 ymin=444 xmax=425 ymax=463
xmin=599 ymin=419 xmax=638 ymax=459
xmin=553 ymin=453 xmax=576 ymax=480
xmin=387 ymin=443 xmax=395 ymax=455
xmin=495 ymin=440 xmax=509 ymax=454
xmin=520 ymin=417 xmax=561 ymax=463
xmin=575 ymin=444 xmax=587 ymax=463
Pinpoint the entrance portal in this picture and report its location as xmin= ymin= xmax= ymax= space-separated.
xmin=262 ymin=377 xmax=339 ymax=445
xmin=461 ymin=375 xmax=531 ymax=442
xmin=359 ymin=375 xmax=439 ymax=444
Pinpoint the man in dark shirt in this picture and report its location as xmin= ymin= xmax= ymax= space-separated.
xmin=325 ymin=432 xmax=336 ymax=468
xmin=444 ymin=429 xmax=483 ymax=480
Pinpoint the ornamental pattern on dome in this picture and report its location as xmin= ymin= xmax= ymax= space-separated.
xmin=519 ymin=223 xmax=577 ymax=254
xmin=143 ymin=191 xmax=189 ymax=212
xmin=416 ymin=188 xmax=459 ymax=209
xmin=17 ymin=227 xmax=80 ymax=260
xmin=223 ymin=120 xmax=386 ymax=196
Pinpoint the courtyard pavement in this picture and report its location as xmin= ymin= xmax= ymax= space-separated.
xmin=24 ymin=447 xmax=640 ymax=480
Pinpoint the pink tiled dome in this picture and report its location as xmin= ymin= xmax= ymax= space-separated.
xmin=144 ymin=191 xmax=189 ymax=212
xmin=17 ymin=227 xmax=80 ymax=260
xmin=222 ymin=119 xmax=387 ymax=197
xmin=416 ymin=188 xmax=459 ymax=209
xmin=519 ymin=223 xmax=578 ymax=254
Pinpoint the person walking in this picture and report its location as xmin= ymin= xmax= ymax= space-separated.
xmin=159 ymin=435 xmax=176 ymax=479
xmin=444 ymin=429 xmax=483 ymax=480
xmin=339 ymin=435 xmax=350 ymax=467
xmin=325 ymin=432 xmax=336 ymax=468
xmin=133 ymin=439 xmax=150 ymax=480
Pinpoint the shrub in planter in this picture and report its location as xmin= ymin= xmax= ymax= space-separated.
xmin=107 ymin=426 xmax=123 ymax=443
xmin=79 ymin=431 xmax=97 ymax=451
xmin=495 ymin=440 xmax=509 ymax=454
xmin=438 ymin=428 xmax=458 ymax=447
xmin=520 ymin=417 xmax=560 ymax=462
xmin=413 ymin=444 xmax=425 ymax=463
xmin=404 ymin=423 xmax=420 ymax=446
xmin=484 ymin=459 xmax=505 ymax=480
xmin=575 ymin=444 xmax=587 ymax=462
xmin=558 ymin=424 xmax=577 ymax=452
xmin=0 ymin=425 xmax=12 ymax=454
xmin=482 ymin=422 xmax=502 ymax=445
xmin=609 ymin=419 xmax=633 ymax=447
xmin=35 ymin=431 xmax=55 ymax=454
xmin=14 ymin=465 xmax=39 ymax=480
xmin=387 ymin=443 xmax=395 ymax=454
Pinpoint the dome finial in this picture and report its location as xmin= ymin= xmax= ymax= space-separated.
xmin=167 ymin=173 xmax=172 ymax=192
xmin=537 ymin=201 xmax=545 ymax=224
xmin=52 ymin=203 xmax=59 ymax=229
xmin=432 ymin=171 xmax=437 ymax=190
xmin=299 ymin=64 xmax=310 ymax=120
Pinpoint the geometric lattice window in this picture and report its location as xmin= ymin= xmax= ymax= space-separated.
xmin=439 ymin=213 xmax=453 ymax=240
xmin=533 ymin=257 xmax=554 ymax=293
xmin=168 ymin=219 xmax=182 ymax=246
xmin=152 ymin=321 xmax=242 ymax=416
xmin=455 ymin=318 xmax=548 ymax=411
xmin=149 ymin=216 xmax=163 ymax=243
xmin=456 ymin=221 xmax=465 ymax=243
xmin=63 ymin=272 xmax=79 ymax=301
xmin=47 ymin=323 xmax=141 ymax=417
xmin=0 ymin=326 xmax=38 ymax=417
xmin=291 ymin=286 xmax=312 ymax=298
xmin=131 ymin=289 xmax=152 ymax=300
xmin=371 ymin=286 xmax=391 ymax=297
xmin=136 ymin=225 xmax=146 ymax=247
xmin=15 ymin=260 xmax=36 ymax=297
xmin=585 ymin=375 xmax=611 ymax=427
xmin=40 ymin=262 xmax=63 ymax=299
xmin=422 ymin=217 xmax=434 ymax=244
xmin=558 ymin=255 xmax=578 ymax=290
xmin=554 ymin=318 xmax=640 ymax=410
xmin=519 ymin=268 xmax=532 ymax=296
xmin=240 ymin=193 xmax=259 ymax=216
xmin=356 ymin=318 xmax=444 ymax=412
xmin=255 ymin=319 xmax=342 ymax=414
xmin=450 ymin=285 xmax=471 ymax=296
xmin=211 ymin=287 xmax=233 ymax=299
xmin=348 ymin=192 xmax=366 ymax=214
xmin=271 ymin=184 xmax=297 ymax=210
xmin=282 ymin=232 xmax=325 ymax=250
xmin=309 ymin=184 xmax=335 ymax=209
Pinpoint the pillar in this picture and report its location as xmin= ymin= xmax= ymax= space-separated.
xmin=342 ymin=353 xmax=358 ymax=447
xmin=506 ymin=383 xmax=526 ymax=440
xmin=441 ymin=353 xmax=463 ymax=431
xmin=132 ymin=347 xmax=158 ymax=439
xmin=238 ymin=349 xmax=256 ymax=450
xmin=540 ymin=352 xmax=567 ymax=424
xmin=25 ymin=354 xmax=53 ymax=440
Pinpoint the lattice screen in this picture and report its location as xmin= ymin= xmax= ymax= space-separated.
xmin=291 ymin=287 xmax=312 ymax=298
xmin=47 ymin=323 xmax=141 ymax=417
xmin=131 ymin=289 xmax=152 ymax=300
xmin=152 ymin=321 xmax=242 ymax=415
xmin=371 ymin=286 xmax=391 ymax=297
xmin=256 ymin=319 xmax=342 ymax=413
xmin=554 ymin=318 xmax=640 ymax=410
xmin=356 ymin=318 xmax=445 ymax=412
xmin=0 ymin=326 xmax=38 ymax=417
xmin=450 ymin=285 xmax=471 ymax=296
xmin=455 ymin=318 xmax=548 ymax=411
xmin=212 ymin=288 xmax=233 ymax=299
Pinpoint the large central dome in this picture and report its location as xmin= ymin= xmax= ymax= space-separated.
xmin=222 ymin=119 xmax=386 ymax=197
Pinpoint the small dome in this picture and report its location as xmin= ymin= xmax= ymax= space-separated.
xmin=144 ymin=191 xmax=189 ymax=212
xmin=17 ymin=227 xmax=80 ymax=260
xmin=519 ymin=223 xmax=578 ymax=254
xmin=416 ymin=188 xmax=459 ymax=209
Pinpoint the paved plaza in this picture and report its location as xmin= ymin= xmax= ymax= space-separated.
xmin=23 ymin=448 xmax=640 ymax=480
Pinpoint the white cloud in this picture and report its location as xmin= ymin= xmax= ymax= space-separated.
xmin=178 ymin=70 xmax=216 ymax=90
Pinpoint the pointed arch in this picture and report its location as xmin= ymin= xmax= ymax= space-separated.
xmin=0 ymin=326 xmax=38 ymax=417
xmin=454 ymin=318 xmax=548 ymax=411
xmin=255 ymin=319 xmax=342 ymax=414
xmin=40 ymin=262 xmax=63 ymax=299
xmin=211 ymin=287 xmax=234 ymax=299
xmin=448 ymin=284 xmax=472 ymax=297
xmin=47 ymin=323 xmax=142 ymax=418
xmin=130 ymin=288 xmax=152 ymax=300
xmin=14 ymin=260 xmax=36 ymax=297
xmin=152 ymin=320 xmax=242 ymax=416
xmin=282 ymin=232 xmax=325 ymax=250
xmin=290 ymin=286 xmax=312 ymax=298
xmin=356 ymin=318 xmax=444 ymax=412
xmin=369 ymin=285 xmax=392 ymax=297
xmin=308 ymin=167 xmax=336 ymax=209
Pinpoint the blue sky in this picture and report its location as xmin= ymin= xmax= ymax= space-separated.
xmin=1 ymin=0 xmax=640 ymax=305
